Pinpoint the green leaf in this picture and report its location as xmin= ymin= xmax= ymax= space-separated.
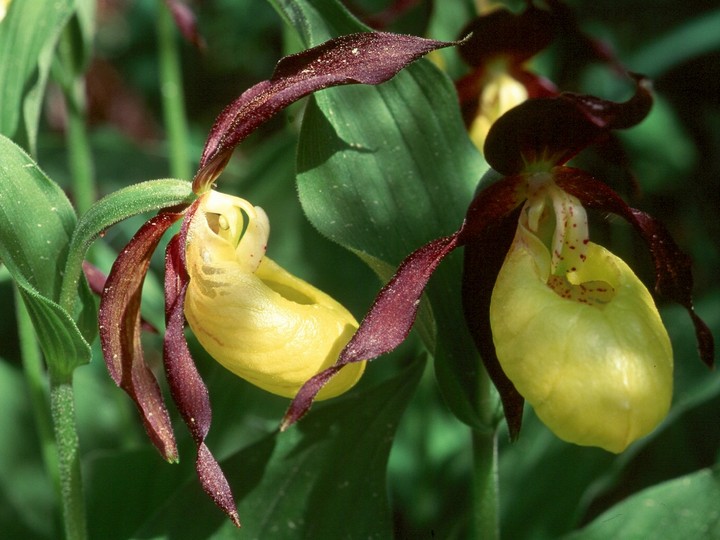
xmin=17 ymin=284 xmax=91 ymax=378
xmin=134 ymin=358 xmax=425 ymax=538
xmin=0 ymin=134 xmax=91 ymax=376
xmin=565 ymin=467 xmax=720 ymax=539
xmin=0 ymin=134 xmax=76 ymax=301
xmin=290 ymin=24 xmax=488 ymax=427
xmin=0 ymin=0 xmax=74 ymax=149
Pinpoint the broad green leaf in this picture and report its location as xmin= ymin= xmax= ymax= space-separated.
xmin=134 ymin=358 xmax=425 ymax=538
xmin=16 ymin=283 xmax=91 ymax=378
xmin=293 ymin=42 xmax=488 ymax=428
xmin=268 ymin=0 xmax=367 ymax=46
xmin=565 ymin=467 xmax=720 ymax=540
xmin=0 ymin=0 xmax=74 ymax=148
xmin=0 ymin=134 xmax=91 ymax=375
xmin=0 ymin=134 xmax=76 ymax=301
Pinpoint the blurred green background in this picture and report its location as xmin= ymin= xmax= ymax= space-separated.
xmin=1 ymin=0 xmax=718 ymax=538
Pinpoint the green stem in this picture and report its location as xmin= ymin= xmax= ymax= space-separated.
xmin=66 ymin=87 xmax=95 ymax=216
xmin=470 ymin=366 xmax=500 ymax=539
xmin=157 ymin=2 xmax=192 ymax=180
xmin=50 ymin=374 xmax=87 ymax=540
xmin=15 ymin=289 xmax=62 ymax=506
xmin=471 ymin=427 xmax=499 ymax=539
xmin=56 ymin=30 xmax=96 ymax=216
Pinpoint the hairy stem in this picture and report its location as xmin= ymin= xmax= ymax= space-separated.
xmin=472 ymin=426 xmax=499 ymax=539
xmin=50 ymin=374 xmax=87 ymax=540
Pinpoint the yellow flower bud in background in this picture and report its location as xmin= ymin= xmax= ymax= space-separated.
xmin=0 ymin=0 xmax=11 ymax=22
xmin=468 ymin=70 xmax=528 ymax=150
xmin=184 ymin=190 xmax=365 ymax=400
xmin=490 ymin=176 xmax=673 ymax=453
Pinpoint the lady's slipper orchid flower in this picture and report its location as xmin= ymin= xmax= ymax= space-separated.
xmin=184 ymin=190 xmax=365 ymax=399
xmin=96 ymin=31 xmax=456 ymax=525
xmin=284 ymin=76 xmax=715 ymax=454
xmin=455 ymin=2 xmax=558 ymax=149
xmin=455 ymin=0 xmax=628 ymax=150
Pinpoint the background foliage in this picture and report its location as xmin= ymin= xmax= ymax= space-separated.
xmin=0 ymin=0 xmax=718 ymax=538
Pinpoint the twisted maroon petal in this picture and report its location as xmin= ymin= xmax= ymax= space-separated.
xmin=555 ymin=167 xmax=715 ymax=368
xmin=98 ymin=211 xmax=184 ymax=462
xmin=282 ymin=233 xmax=462 ymax=429
xmin=484 ymin=76 xmax=653 ymax=175
xmin=194 ymin=32 xmax=457 ymax=191
xmin=163 ymin=200 xmax=240 ymax=527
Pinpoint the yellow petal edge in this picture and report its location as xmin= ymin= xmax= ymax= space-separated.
xmin=490 ymin=223 xmax=673 ymax=453
xmin=184 ymin=190 xmax=365 ymax=400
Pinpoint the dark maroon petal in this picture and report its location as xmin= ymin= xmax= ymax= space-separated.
xmin=457 ymin=175 xmax=528 ymax=439
xmin=458 ymin=174 xmax=527 ymax=242
xmin=164 ymin=0 xmax=206 ymax=49
xmin=193 ymin=32 xmax=457 ymax=192
xmin=484 ymin=76 xmax=653 ymax=175
xmin=555 ymin=167 xmax=715 ymax=368
xmin=457 ymin=4 xmax=556 ymax=68
xmin=163 ymin=202 xmax=240 ymax=527
xmin=98 ymin=212 xmax=184 ymax=462
xmin=281 ymin=233 xmax=462 ymax=429
xmin=85 ymin=261 xmax=158 ymax=333
xmin=462 ymin=207 xmax=525 ymax=440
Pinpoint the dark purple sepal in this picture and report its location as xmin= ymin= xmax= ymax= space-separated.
xmin=457 ymin=4 xmax=556 ymax=68
xmin=554 ymin=167 xmax=715 ymax=368
xmin=163 ymin=201 xmax=240 ymax=527
xmin=164 ymin=0 xmax=206 ymax=50
xmin=484 ymin=76 xmax=653 ymax=175
xmin=194 ymin=32 xmax=458 ymax=192
xmin=98 ymin=212 xmax=183 ymax=462
xmin=458 ymin=176 xmax=529 ymax=439
xmin=281 ymin=233 xmax=462 ymax=429
xmin=85 ymin=261 xmax=158 ymax=334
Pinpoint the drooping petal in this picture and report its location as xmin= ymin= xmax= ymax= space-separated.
xmin=455 ymin=174 xmax=529 ymax=437
xmin=554 ymin=167 xmax=715 ymax=367
xmin=163 ymin=199 xmax=240 ymax=527
xmin=98 ymin=211 xmax=183 ymax=462
xmin=484 ymin=75 xmax=653 ymax=175
xmin=490 ymin=222 xmax=673 ymax=453
xmin=194 ymin=32 xmax=458 ymax=191
xmin=282 ymin=233 xmax=461 ymax=429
